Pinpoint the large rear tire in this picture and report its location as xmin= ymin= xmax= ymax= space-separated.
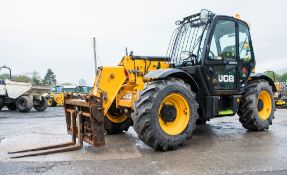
xmin=238 ymin=80 xmax=275 ymax=131
xmin=6 ymin=103 xmax=17 ymax=110
xmin=104 ymin=102 xmax=133 ymax=134
xmin=0 ymin=98 xmax=4 ymax=111
xmin=132 ymin=78 xmax=199 ymax=151
xmin=34 ymin=97 xmax=48 ymax=111
xmin=16 ymin=96 xmax=33 ymax=113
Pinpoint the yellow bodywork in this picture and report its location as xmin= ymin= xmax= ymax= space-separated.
xmin=275 ymin=82 xmax=281 ymax=92
xmin=276 ymin=99 xmax=286 ymax=106
xmin=48 ymin=92 xmax=64 ymax=106
xmin=273 ymin=83 xmax=286 ymax=107
xmin=91 ymin=56 xmax=169 ymax=115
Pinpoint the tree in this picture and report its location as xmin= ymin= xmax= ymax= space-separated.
xmin=78 ymin=78 xmax=87 ymax=86
xmin=1 ymin=71 xmax=31 ymax=83
xmin=0 ymin=73 xmax=11 ymax=80
xmin=43 ymin=69 xmax=56 ymax=85
xmin=264 ymin=70 xmax=281 ymax=82
xmin=61 ymin=82 xmax=73 ymax=86
xmin=31 ymin=71 xmax=41 ymax=85
xmin=280 ymin=73 xmax=287 ymax=82
xmin=13 ymin=75 xmax=32 ymax=83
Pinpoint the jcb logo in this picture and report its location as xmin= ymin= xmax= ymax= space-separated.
xmin=218 ymin=75 xmax=235 ymax=83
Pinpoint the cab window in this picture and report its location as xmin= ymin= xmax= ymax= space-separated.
xmin=239 ymin=23 xmax=252 ymax=62
xmin=209 ymin=20 xmax=236 ymax=60
xmin=53 ymin=86 xmax=62 ymax=92
xmin=238 ymin=23 xmax=254 ymax=83
xmin=64 ymin=88 xmax=75 ymax=92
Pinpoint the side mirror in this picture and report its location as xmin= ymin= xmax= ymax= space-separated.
xmin=180 ymin=51 xmax=191 ymax=60
xmin=200 ymin=9 xmax=209 ymax=23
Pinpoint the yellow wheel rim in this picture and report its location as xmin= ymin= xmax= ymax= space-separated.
xmin=257 ymin=90 xmax=272 ymax=120
xmin=47 ymin=98 xmax=52 ymax=106
xmin=106 ymin=112 xmax=128 ymax=123
xmin=158 ymin=93 xmax=190 ymax=136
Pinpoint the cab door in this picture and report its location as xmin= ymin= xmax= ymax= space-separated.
xmin=238 ymin=22 xmax=255 ymax=85
xmin=204 ymin=18 xmax=240 ymax=95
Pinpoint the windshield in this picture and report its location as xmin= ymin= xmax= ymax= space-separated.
xmin=64 ymin=88 xmax=75 ymax=92
xmin=75 ymin=86 xmax=89 ymax=93
xmin=51 ymin=86 xmax=63 ymax=92
xmin=167 ymin=20 xmax=210 ymax=66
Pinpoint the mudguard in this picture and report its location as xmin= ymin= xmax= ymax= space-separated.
xmin=250 ymin=73 xmax=277 ymax=92
xmin=144 ymin=68 xmax=199 ymax=92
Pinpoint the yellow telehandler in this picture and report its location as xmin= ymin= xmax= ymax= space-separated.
xmin=9 ymin=9 xmax=276 ymax=158
xmin=47 ymin=85 xmax=91 ymax=107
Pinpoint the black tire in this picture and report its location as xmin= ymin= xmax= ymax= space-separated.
xmin=47 ymin=97 xmax=57 ymax=107
xmin=16 ymin=96 xmax=33 ymax=113
xmin=238 ymin=80 xmax=275 ymax=131
xmin=196 ymin=118 xmax=207 ymax=125
xmin=6 ymin=103 xmax=17 ymax=110
xmin=48 ymin=98 xmax=57 ymax=107
xmin=51 ymin=100 xmax=57 ymax=107
xmin=34 ymin=97 xmax=48 ymax=111
xmin=104 ymin=115 xmax=133 ymax=134
xmin=132 ymin=78 xmax=199 ymax=151
xmin=0 ymin=98 xmax=4 ymax=111
xmin=104 ymin=102 xmax=133 ymax=134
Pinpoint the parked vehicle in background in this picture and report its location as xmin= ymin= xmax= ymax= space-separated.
xmin=74 ymin=86 xmax=92 ymax=94
xmin=47 ymin=85 xmax=64 ymax=107
xmin=265 ymin=71 xmax=287 ymax=108
xmin=47 ymin=85 xmax=91 ymax=106
xmin=0 ymin=66 xmax=49 ymax=112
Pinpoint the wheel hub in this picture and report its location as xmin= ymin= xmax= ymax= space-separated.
xmin=158 ymin=93 xmax=190 ymax=136
xmin=106 ymin=102 xmax=128 ymax=123
xmin=160 ymin=105 xmax=177 ymax=122
xmin=20 ymin=99 xmax=26 ymax=106
xmin=257 ymin=99 xmax=264 ymax=111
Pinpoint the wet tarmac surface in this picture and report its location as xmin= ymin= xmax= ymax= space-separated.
xmin=0 ymin=107 xmax=287 ymax=175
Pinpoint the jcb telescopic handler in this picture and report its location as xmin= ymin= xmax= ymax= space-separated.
xmin=9 ymin=9 xmax=276 ymax=158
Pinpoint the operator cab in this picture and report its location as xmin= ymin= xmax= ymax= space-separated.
xmin=168 ymin=9 xmax=256 ymax=118
xmin=0 ymin=66 xmax=12 ymax=85
xmin=75 ymin=86 xmax=90 ymax=93
xmin=50 ymin=86 xmax=63 ymax=93
xmin=63 ymin=86 xmax=76 ymax=93
xmin=168 ymin=9 xmax=255 ymax=95
xmin=204 ymin=14 xmax=255 ymax=94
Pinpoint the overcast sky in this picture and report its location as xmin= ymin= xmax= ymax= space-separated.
xmin=1 ymin=0 xmax=286 ymax=85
